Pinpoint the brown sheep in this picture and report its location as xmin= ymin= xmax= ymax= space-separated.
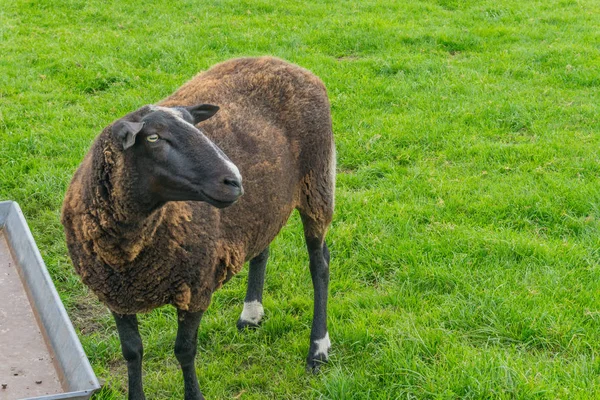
xmin=61 ymin=56 xmax=335 ymax=400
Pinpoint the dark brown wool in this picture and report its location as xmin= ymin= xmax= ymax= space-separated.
xmin=61 ymin=57 xmax=335 ymax=315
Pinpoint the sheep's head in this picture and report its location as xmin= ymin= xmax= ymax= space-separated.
xmin=110 ymin=104 xmax=243 ymax=209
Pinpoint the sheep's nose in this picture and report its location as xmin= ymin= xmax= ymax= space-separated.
xmin=223 ymin=177 xmax=244 ymax=196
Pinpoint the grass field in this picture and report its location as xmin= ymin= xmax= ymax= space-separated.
xmin=2 ymin=0 xmax=600 ymax=398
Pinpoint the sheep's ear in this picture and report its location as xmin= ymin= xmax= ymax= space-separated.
xmin=185 ymin=104 xmax=219 ymax=124
xmin=112 ymin=120 xmax=145 ymax=150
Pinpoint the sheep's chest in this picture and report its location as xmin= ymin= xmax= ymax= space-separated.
xmin=81 ymin=239 xmax=218 ymax=314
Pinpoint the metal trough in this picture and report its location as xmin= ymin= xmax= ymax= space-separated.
xmin=0 ymin=201 xmax=100 ymax=400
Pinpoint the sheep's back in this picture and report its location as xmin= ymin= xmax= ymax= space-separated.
xmin=160 ymin=57 xmax=333 ymax=260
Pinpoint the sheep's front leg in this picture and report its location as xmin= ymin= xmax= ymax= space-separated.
xmin=175 ymin=309 xmax=204 ymax=400
xmin=112 ymin=313 xmax=146 ymax=400
xmin=237 ymin=247 xmax=269 ymax=330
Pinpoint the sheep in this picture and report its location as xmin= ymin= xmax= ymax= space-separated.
xmin=61 ymin=56 xmax=335 ymax=400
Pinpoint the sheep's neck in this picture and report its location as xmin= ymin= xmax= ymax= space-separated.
xmin=88 ymin=192 xmax=165 ymax=266
xmin=88 ymin=144 xmax=165 ymax=266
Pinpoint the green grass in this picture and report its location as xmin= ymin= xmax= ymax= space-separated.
xmin=2 ymin=0 xmax=600 ymax=398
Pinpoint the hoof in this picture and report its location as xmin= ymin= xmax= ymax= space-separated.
xmin=306 ymin=352 xmax=328 ymax=374
xmin=184 ymin=392 xmax=205 ymax=400
xmin=236 ymin=318 xmax=261 ymax=331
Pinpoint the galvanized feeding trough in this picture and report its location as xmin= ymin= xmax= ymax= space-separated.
xmin=0 ymin=201 xmax=100 ymax=400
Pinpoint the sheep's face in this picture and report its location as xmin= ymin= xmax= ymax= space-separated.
xmin=111 ymin=105 xmax=243 ymax=209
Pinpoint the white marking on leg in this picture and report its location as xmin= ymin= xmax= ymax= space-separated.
xmin=313 ymin=332 xmax=330 ymax=357
xmin=240 ymin=300 xmax=264 ymax=324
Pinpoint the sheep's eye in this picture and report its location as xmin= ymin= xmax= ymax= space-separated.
xmin=146 ymin=134 xmax=159 ymax=143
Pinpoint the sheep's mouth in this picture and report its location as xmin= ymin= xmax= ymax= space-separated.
xmin=200 ymin=191 xmax=239 ymax=209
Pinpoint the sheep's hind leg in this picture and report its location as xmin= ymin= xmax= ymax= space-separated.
xmin=112 ymin=313 xmax=146 ymax=400
xmin=237 ymin=247 xmax=269 ymax=330
xmin=300 ymin=214 xmax=331 ymax=373
xmin=175 ymin=309 xmax=205 ymax=400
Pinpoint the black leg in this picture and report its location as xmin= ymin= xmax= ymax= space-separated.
xmin=175 ymin=309 xmax=204 ymax=400
xmin=112 ymin=313 xmax=146 ymax=400
xmin=305 ymin=237 xmax=330 ymax=373
xmin=237 ymin=247 xmax=269 ymax=330
xmin=323 ymin=241 xmax=330 ymax=266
